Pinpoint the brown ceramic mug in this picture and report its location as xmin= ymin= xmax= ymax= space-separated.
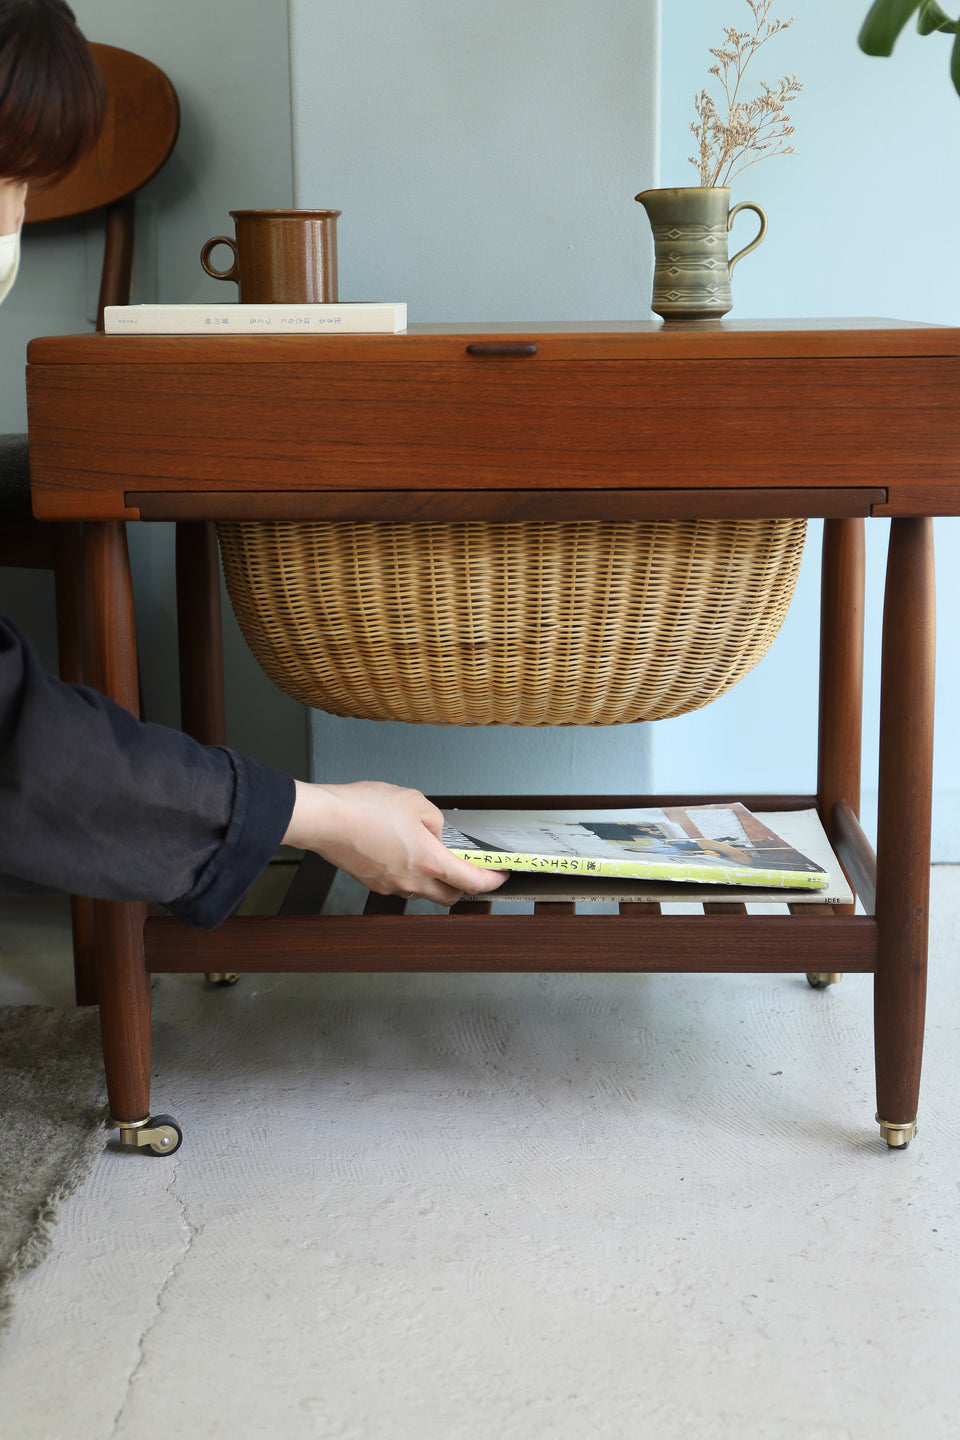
xmin=200 ymin=209 xmax=340 ymax=303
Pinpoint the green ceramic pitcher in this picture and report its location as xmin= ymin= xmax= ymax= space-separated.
xmin=635 ymin=187 xmax=767 ymax=322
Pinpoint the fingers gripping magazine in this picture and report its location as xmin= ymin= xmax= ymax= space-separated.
xmin=442 ymin=804 xmax=829 ymax=891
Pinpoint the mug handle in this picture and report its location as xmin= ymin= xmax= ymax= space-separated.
xmin=727 ymin=202 xmax=768 ymax=275
xmin=200 ymin=235 xmax=240 ymax=283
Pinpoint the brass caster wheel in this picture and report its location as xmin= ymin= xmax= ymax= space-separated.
xmin=806 ymin=972 xmax=843 ymax=988
xmin=877 ymin=1115 xmax=916 ymax=1150
xmin=205 ymin=972 xmax=240 ymax=986
xmin=110 ymin=1114 xmax=183 ymax=1156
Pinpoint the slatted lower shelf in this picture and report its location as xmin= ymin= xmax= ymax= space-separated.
xmin=144 ymin=905 xmax=877 ymax=975
xmin=145 ymin=796 xmax=874 ymax=976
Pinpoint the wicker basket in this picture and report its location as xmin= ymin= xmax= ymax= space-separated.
xmin=217 ymin=517 xmax=806 ymax=725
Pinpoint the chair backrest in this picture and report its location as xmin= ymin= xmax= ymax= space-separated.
xmin=23 ymin=44 xmax=180 ymax=326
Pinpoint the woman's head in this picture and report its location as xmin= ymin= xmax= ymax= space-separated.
xmin=0 ymin=0 xmax=105 ymax=181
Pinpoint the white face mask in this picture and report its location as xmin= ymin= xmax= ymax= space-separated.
xmin=0 ymin=228 xmax=20 ymax=300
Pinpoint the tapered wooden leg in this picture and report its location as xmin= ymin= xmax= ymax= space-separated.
xmin=95 ymin=899 xmax=150 ymax=1121
xmin=175 ymin=522 xmax=234 ymax=985
xmin=83 ymin=521 xmax=152 ymax=1124
xmin=818 ymin=518 xmax=865 ymax=830
xmin=874 ymin=518 xmax=935 ymax=1147
xmin=68 ymin=896 xmax=98 ymax=1006
xmin=178 ymin=519 xmax=241 ymax=983
xmin=51 ymin=521 xmax=101 ymax=1005
xmin=817 ymin=518 xmax=865 ymax=932
xmin=175 ymin=521 xmax=226 ymax=746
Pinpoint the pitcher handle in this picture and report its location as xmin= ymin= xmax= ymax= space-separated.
xmin=727 ymin=202 xmax=768 ymax=275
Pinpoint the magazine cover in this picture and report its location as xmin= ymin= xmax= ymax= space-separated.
xmin=442 ymin=804 xmax=829 ymax=890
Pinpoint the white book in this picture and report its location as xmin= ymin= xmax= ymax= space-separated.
xmin=103 ymin=302 xmax=407 ymax=335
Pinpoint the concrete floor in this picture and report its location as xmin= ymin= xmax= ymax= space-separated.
xmin=0 ymin=876 xmax=959 ymax=1440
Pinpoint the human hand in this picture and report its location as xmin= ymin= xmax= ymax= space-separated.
xmin=282 ymin=779 xmax=509 ymax=905
xmin=0 ymin=180 xmax=28 ymax=236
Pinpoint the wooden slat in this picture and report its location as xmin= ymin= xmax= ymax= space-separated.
xmin=788 ymin=903 xmax=837 ymax=918
xmin=533 ymin=901 xmax=576 ymax=915
xmin=832 ymin=801 xmax=877 ymax=917
xmin=702 ymin=902 xmax=748 ymax=915
xmin=618 ymin=902 xmax=662 ymax=916
xmin=277 ymin=851 xmax=338 ymax=916
xmin=143 ymin=913 xmax=879 ymax=974
xmin=124 ymin=487 xmax=886 ymax=523
xmin=449 ymin=899 xmax=493 ymax=915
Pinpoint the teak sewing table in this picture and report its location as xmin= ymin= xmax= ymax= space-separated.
xmin=25 ymin=319 xmax=960 ymax=1154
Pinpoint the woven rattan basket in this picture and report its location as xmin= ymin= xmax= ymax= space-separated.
xmin=217 ymin=517 xmax=806 ymax=725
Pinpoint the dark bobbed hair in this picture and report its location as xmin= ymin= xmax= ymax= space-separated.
xmin=0 ymin=0 xmax=105 ymax=180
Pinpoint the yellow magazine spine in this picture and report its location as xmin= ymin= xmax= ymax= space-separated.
xmin=449 ymin=849 xmax=827 ymax=890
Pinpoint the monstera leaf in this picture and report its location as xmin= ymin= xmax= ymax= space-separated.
xmin=859 ymin=0 xmax=960 ymax=95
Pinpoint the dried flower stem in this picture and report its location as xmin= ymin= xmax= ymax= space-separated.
xmin=689 ymin=0 xmax=802 ymax=188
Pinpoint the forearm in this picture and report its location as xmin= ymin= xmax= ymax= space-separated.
xmin=0 ymin=615 xmax=294 ymax=925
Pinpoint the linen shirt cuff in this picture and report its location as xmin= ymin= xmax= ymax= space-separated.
xmin=168 ymin=751 xmax=296 ymax=929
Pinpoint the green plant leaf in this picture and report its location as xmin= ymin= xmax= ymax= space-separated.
xmin=918 ymin=1 xmax=960 ymax=34
xmin=952 ymin=31 xmax=960 ymax=91
xmin=859 ymin=0 xmax=922 ymax=53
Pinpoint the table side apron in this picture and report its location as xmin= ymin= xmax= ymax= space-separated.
xmin=25 ymin=336 xmax=960 ymax=520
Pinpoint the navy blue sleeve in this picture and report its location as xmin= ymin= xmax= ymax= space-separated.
xmin=0 ymin=613 xmax=295 ymax=928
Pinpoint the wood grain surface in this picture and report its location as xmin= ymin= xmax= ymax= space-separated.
xmin=28 ymin=351 xmax=960 ymax=515
xmin=26 ymin=325 xmax=960 ymax=519
xmin=874 ymin=518 xmax=936 ymax=1125
xmin=125 ymin=487 xmax=887 ymax=523
xmin=143 ymin=912 xmax=879 ymax=974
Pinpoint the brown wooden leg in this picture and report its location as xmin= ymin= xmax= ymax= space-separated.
xmin=176 ymin=521 xmax=232 ymax=986
xmin=874 ymin=518 xmax=935 ymax=1147
xmin=83 ymin=521 xmax=152 ymax=1124
xmin=51 ymin=521 xmax=102 ymax=1005
xmin=818 ymin=517 xmax=864 ymax=938
xmin=175 ymin=521 xmax=226 ymax=746
xmin=94 ymin=899 xmax=150 ymax=1121
xmin=810 ymin=517 xmax=864 ymax=992
xmin=69 ymin=896 xmax=99 ymax=1006
xmin=818 ymin=518 xmax=865 ymax=832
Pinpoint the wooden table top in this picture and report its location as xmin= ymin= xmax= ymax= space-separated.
xmin=27 ymin=315 xmax=960 ymax=363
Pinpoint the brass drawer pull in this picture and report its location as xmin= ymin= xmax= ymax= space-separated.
xmin=465 ymin=342 xmax=539 ymax=357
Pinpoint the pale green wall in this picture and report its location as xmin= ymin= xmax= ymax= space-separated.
xmin=291 ymin=0 xmax=662 ymax=795
xmin=0 ymin=0 xmax=307 ymax=776
xmin=657 ymin=1 xmax=960 ymax=857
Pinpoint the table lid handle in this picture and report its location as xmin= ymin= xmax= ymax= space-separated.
xmin=465 ymin=342 xmax=539 ymax=357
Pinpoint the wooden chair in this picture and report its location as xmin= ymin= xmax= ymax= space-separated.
xmin=0 ymin=43 xmax=179 ymax=1004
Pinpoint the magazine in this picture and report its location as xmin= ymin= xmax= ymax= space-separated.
xmin=442 ymin=803 xmax=829 ymax=891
